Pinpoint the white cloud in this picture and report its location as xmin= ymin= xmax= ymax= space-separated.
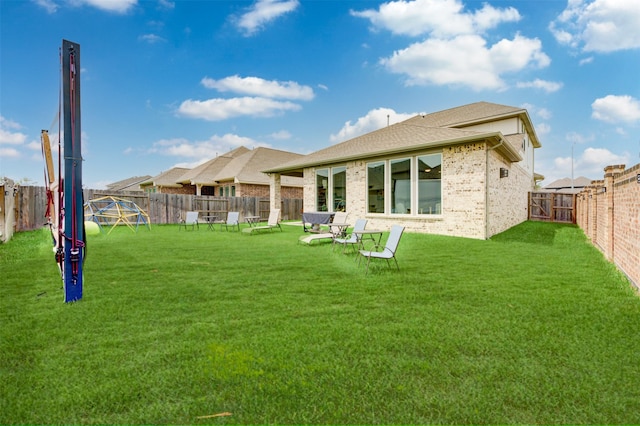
xmin=269 ymin=130 xmax=292 ymax=140
xmin=235 ymin=0 xmax=299 ymax=36
xmin=201 ymin=75 xmax=314 ymax=101
xmin=579 ymin=56 xmax=594 ymax=65
xmin=152 ymin=133 xmax=267 ymax=159
xmin=580 ymin=147 xmax=629 ymax=171
xmin=37 ymin=0 xmax=137 ymax=13
xmin=551 ymin=146 xmax=627 ymax=180
xmin=330 ymin=107 xmax=415 ymax=143
xmin=79 ymin=0 xmax=136 ymax=13
xmin=536 ymin=123 xmax=551 ymax=136
xmin=591 ymin=95 xmax=640 ymax=124
xmin=566 ymin=131 xmax=594 ymax=145
xmin=33 ymin=0 xmax=59 ymax=13
xmin=550 ymin=0 xmax=640 ymax=53
xmin=516 ymin=79 xmax=563 ymax=93
xmin=0 ymin=116 xmax=27 ymax=145
xmin=138 ymin=34 xmax=166 ymax=44
xmin=177 ymin=97 xmax=301 ymax=121
xmin=351 ymin=0 xmax=520 ymax=38
xmin=380 ymin=34 xmax=549 ymax=90
xmin=0 ymin=147 xmax=20 ymax=158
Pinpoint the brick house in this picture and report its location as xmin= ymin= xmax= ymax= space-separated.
xmin=172 ymin=146 xmax=249 ymax=195
xmin=211 ymin=147 xmax=303 ymax=198
xmin=140 ymin=167 xmax=191 ymax=194
xmin=264 ymin=102 xmax=541 ymax=239
xmin=141 ymin=146 xmax=303 ymax=198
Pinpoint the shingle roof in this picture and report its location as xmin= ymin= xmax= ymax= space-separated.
xmin=142 ymin=167 xmax=190 ymax=187
xmin=543 ymin=176 xmax=592 ymax=192
xmin=406 ymin=101 xmax=525 ymax=128
xmin=215 ymin=147 xmax=304 ymax=186
xmin=177 ymin=146 xmax=250 ymax=185
xmin=106 ymin=175 xmax=152 ymax=191
xmin=264 ymin=101 xmax=536 ymax=175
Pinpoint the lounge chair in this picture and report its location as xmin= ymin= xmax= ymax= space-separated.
xmin=242 ymin=209 xmax=281 ymax=234
xmin=358 ymin=225 xmax=404 ymax=274
xmin=298 ymin=212 xmax=348 ymax=245
xmin=333 ymin=218 xmax=367 ymax=253
xmin=179 ymin=211 xmax=199 ymax=231
xmin=221 ymin=211 xmax=240 ymax=231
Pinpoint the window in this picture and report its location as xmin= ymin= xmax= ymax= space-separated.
xmin=316 ymin=167 xmax=347 ymax=212
xmin=366 ymin=152 xmax=442 ymax=215
xmin=316 ymin=169 xmax=329 ymax=211
xmin=367 ymin=161 xmax=385 ymax=213
xmin=219 ymin=187 xmax=223 ymax=197
xmin=391 ymin=158 xmax=411 ymax=214
xmin=332 ymin=166 xmax=346 ymax=211
xmin=231 ymin=185 xmax=236 ymax=197
xmin=417 ymin=154 xmax=442 ymax=214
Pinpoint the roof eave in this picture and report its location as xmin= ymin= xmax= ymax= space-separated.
xmin=265 ymin=132 xmax=522 ymax=174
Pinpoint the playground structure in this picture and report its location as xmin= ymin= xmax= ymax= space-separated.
xmin=84 ymin=195 xmax=151 ymax=234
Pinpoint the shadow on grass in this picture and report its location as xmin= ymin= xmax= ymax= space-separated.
xmin=491 ymin=220 xmax=575 ymax=246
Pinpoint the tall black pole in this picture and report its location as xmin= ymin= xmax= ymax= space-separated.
xmin=62 ymin=39 xmax=84 ymax=302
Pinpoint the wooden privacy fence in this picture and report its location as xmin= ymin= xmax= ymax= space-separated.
xmin=528 ymin=191 xmax=576 ymax=224
xmin=13 ymin=186 xmax=303 ymax=232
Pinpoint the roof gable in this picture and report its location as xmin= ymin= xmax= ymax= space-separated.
xmin=106 ymin=175 xmax=152 ymax=191
xmin=143 ymin=167 xmax=190 ymax=187
xmin=177 ymin=146 xmax=250 ymax=185
xmin=217 ymin=147 xmax=304 ymax=186
xmin=406 ymin=101 xmax=525 ymax=128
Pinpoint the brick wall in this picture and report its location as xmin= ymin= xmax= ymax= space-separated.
xmin=302 ymin=143 xmax=533 ymax=239
xmin=576 ymin=163 xmax=640 ymax=290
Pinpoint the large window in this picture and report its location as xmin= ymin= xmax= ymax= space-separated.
xmin=316 ymin=167 xmax=346 ymax=212
xmin=391 ymin=158 xmax=411 ymax=214
xmin=316 ymin=169 xmax=329 ymax=211
xmin=417 ymin=154 xmax=442 ymax=214
xmin=367 ymin=161 xmax=385 ymax=213
xmin=366 ymin=152 xmax=442 ymax=215
xmin=332 ymin=167 xmax=346 ymax=211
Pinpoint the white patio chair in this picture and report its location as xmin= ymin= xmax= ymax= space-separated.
xmin=242 ymin=209 xmax=281 ymax=234
xmin=333 ymin=218 xmax=367 ymax=253
xmin=179 ymin=211 xmax=199 ymax=231
xmin=221 ymin=211 xmax=240 ymax=231
xmin=358 ymin=225 xmax=405 ymax=274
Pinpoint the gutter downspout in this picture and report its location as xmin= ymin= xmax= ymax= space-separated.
xmin=485 ymin=137 xmax=504 ymax=239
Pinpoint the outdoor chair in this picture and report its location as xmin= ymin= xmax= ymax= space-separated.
xmin=333 ymin=218 xmax=367 ymax=253
xmin=178 ymin=211 xmax=199 ymax=231
xmin=298 ymin=211 xmax=348 ymax=245
xmin=242 ymin=209 xmax=281 ymax=234
xmin=358 ymin=225 xmax=404 ymax=274
xmin=221 ymin=211 xmax=240 ymax=231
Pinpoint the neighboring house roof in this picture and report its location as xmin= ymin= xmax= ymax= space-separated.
xmin=141 ymin=167 xmax=190 ymax=188
xmin=215 ymin=147 xmax=304 ymax=187
xmin=177 ymin=146 xmax=250 ymax=185
xmin=543 ymin=176 xmax=592 ymax=193
xmin=105 ymin=175 xmax=152 ymax=192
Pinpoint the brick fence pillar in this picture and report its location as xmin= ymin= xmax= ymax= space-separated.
xmin=603 ymin=164 xmax=626 ymax=260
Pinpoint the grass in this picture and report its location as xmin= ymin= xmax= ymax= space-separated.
xmin=1 ymin=221 xmax=639 ymax=424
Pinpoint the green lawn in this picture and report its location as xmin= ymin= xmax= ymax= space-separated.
xmin=1 ymin=221 xmax=639 ymax=424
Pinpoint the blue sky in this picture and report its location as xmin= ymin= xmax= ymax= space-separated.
xmin=1 ymin=0 xmax=639 ymax=189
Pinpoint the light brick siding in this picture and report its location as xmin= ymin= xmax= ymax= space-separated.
xmin=303 ymin=142 xmax=533 ymax=239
